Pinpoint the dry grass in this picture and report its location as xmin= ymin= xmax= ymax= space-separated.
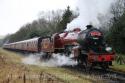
xmin=32 ymin=67 xmax=93 ymax=83
xmin=0 ymin=48 xmax=104 ymax=83
xmin=0 ymin=48 xmax=64 ymax=83
xmin=110 ymin=61 xmax=125 ymax=73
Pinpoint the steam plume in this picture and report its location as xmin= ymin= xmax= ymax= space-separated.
xmin=66 ymin=0 xmax=116 ymax=31
xmin=22 ymin=53 xmax=77 ymax=67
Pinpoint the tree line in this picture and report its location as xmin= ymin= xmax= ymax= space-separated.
xmin=105 ymin=0 xmax=125 ymax=54
xmin=3 ymin=6 xmax=77 ymax=43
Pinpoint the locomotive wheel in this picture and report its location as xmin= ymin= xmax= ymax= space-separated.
xmin=100 ymin=62 xmax=109 ymax=70
xmin=77 ymin=55 xmax=84 ymax=65
xmin=77 ymin=54 xmax=95 ymax=71
xmin=77 ymin=58 xmax=83 ymax=66
xmin=65 ymin=51 xmax=71 ymax=56
xmin=84 ymin=61 xmax=94 ymax=71
xmin=64 ymin=47 xmax=71 ymax=56
xmin=40 ymin=52 xmax=51 ymax=61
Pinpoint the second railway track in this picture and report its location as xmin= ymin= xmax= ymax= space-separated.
xmin=62 ymin=65 xmax=125 ymax=83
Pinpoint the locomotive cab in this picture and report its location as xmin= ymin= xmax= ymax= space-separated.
xmin=52 ymin=33 xmax=65 ymax=53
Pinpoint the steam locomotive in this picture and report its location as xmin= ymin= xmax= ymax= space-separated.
xmin=3 ymin=25 xmax=115 ymax=69
xmin=73 ymin=25 xmax=115 ymax=69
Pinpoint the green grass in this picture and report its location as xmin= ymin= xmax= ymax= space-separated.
xmin=111 ymin=61 xmax=125 ymax=72
xmin=111 ymin=54 xmax=125 ymax=72
xmin=0 ymin=48 xmax=22 ymax=63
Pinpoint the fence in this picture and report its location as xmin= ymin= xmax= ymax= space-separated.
xmin=1 ymin=72 xmax=64 ymax=83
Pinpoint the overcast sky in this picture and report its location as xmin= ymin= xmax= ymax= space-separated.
xmin=0 ymin=0 xmax=77 ymax=36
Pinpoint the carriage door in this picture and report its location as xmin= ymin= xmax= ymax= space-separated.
xmin=41 ymin=38 xmax=54 ymax=52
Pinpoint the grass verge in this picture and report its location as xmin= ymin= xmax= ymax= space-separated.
xmin=0 ymin=48 xmax=93 ymax=83
xmin=111 ymin=54 xmax=125 ymax=73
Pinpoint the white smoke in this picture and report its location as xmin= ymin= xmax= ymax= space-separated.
xmin=22 ymin=53 xmax=77 ymax=67
xmin=66 ymin=0 xmax=116 ymax=31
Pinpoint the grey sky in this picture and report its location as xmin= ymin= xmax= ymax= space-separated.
xmin=0 ymin=0 xmax=77 ymax=36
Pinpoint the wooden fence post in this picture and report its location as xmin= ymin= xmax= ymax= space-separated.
xmin=23 ymin=73 xmax=26 ymax=83
xmin=39 ymin=72 xmax=43 ymax=83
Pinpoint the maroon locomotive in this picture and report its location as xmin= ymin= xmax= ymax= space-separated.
xmin=3 ymin=25 xmax=115 ymax=69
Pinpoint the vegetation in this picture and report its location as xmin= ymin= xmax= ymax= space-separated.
xmin=115 ymin=54 xmax=125 ymax=65
xmin=105 ymin=0 xmax=125 ymax=54
xmin=0 ymin=48 xmax=96 ymax=83
xmin=0 ymin=36 xmax=4 ymax=46
xmin=3 ymin=6 xmax=77 ymax=43
xmin=111 ymin=60 xmax=125 ymax=72
xmin=0 ymin=39 xmax=3 ymax=46
xmin=57 ymin=6 xmax=74 ymax=31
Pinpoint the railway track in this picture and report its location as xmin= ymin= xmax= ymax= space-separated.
xmin=62 ymin=65 xmax=125 ymax=83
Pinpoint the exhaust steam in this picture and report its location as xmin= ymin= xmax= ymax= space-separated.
xmin=22 ymin=53 xmax=77 ymax=67
xmin=66 ymin=0 xmax=116 ymax=31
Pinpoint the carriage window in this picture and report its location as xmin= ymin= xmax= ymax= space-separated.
xmin=27 ymin=43 xmax=28 ymax=46
xmin=33 ymin=41 xmax=35 ymax=47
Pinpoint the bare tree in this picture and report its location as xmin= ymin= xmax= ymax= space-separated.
xmin=110 ymin=0 xmax=125 ymax=22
